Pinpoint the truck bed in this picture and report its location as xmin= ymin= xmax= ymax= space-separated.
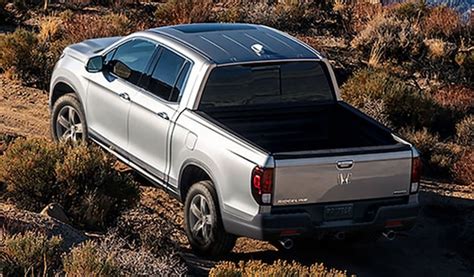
xmin=199 ymin=101 xmax=398 ymax=154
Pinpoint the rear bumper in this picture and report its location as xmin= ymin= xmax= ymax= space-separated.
xmin=223 ymin=195 xmax=420 ymax=240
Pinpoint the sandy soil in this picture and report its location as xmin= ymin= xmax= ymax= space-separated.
xmin=0 ymin=76 xmax=50 ymax=138
xmin=0 ymin=75 xmax=472 ymax=276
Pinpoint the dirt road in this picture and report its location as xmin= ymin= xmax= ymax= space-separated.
xmin=0 ymin=75 xmax=473 ymax=276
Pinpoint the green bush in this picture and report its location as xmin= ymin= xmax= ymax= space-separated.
xmin=0 ymin=231 xmax=63 ymax=276
xmin=62 ymin=241 xmax=117 ymax=277
xmin=0 ymin=139 xmax=139 ymax=229
xmin=209 ymin=260 xmax=347 ymax=277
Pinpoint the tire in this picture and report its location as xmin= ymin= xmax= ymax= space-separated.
xmin=51 ymin=93 xmax=88 ymax=143
xmin=184 ymin=180 xmax=236 ymax=256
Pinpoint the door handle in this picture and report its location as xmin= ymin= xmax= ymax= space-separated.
xmin=119 ymin=92 xmax=130 ymax=101
xmin=157 ymin=112 xmax=169 ymax=120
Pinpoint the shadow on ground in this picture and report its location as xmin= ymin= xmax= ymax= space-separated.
xmin=182 ymin=192 xmax=474 ymax=276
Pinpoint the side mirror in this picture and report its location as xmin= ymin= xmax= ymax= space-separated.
xmin=86 ymin=56 xmax=104 ymax=73
xmin=111 ymin=60 xmax=132 ymax=79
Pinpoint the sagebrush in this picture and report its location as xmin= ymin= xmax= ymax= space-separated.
xmin=0 ymin=139 xmax=139 ymax=229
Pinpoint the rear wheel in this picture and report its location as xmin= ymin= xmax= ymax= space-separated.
xmin=51 ymin=93 xmax=87 ymax=143
xmin=184 ymin=180 xmax=236 ymax=256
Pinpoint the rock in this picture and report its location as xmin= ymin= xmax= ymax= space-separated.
xmin=0 ymin=203 xmax=87 ymax=249
xmin=40 ymin=203 xmax=70 ymax=224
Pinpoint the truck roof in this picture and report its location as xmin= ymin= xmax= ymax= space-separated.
xmin=149 ymin=23 xmax=320 ymax=64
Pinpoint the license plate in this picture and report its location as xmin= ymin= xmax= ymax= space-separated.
xmin=324 ymin=204 xmax=353 ymax=221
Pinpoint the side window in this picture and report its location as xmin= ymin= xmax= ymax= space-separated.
xmin=147 ymin=48 xmax=190 ymax=102
xmin=108 ymin=39 xmax=156 ymax=85
xmin=170 ymin=62 xmax=191 ymax=102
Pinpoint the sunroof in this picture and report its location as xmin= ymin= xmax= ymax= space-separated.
xmin=173 ymin=23 xmax=257 ymax=34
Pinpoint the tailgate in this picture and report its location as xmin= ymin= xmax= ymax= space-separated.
xmin=273 ymin=149 xmax=413 ymax=206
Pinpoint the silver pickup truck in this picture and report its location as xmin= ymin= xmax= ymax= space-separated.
xmin=49 ymin=23 xmax=421 ymax=256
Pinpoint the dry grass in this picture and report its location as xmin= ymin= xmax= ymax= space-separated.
xmin=62 ymin=240 xmax=117 ymax=277
xmin=209 ymin=260 xmax=347 ymax=277
xmin=351 ymin=13 xmax=422 ymax=62
xmin=424 ymin=38 xmax=457 ymax=60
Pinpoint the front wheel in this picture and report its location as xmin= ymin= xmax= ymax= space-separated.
xmin=51 ymin=93 xmax=88 ymax=143
xmin=184 ymin=180 xmax=236 ymax=256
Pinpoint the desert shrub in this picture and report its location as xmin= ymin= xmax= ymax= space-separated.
xmin=241 ymin=2 xmax=321 ymax=34
xmin=0 ymin=231 xmax=63 ymax=276
xmin=340 ymin=69 xmax=426 ymax=128
xmin=429 ymin=142 xmax=464 ymax=178
xmin=0 ymin=139 xmax=139 ymax=229
xmin=115 ymin=206 xmax=179 ymax=254
xmin=351 ymin=13 xmax=422 ymax=66
xmin=61 ymin=13 xmax=135 ymax=44
xmin=101 ymin=231 xmax=187 ymax=275
xmin=400 ymin=128 xmax=467 ymax=179
xmin=0 ymin=29 xmax=44 ymax=84
xmin=359 ymin=97 xmax=393 ymax=128
xmin=452 ymin=149 xmax=474 ymax=185
xmin=391 ymin=1 xmax=429 ymax=22
xmin=62 ymin=240 xmax=117 ymax=277
xmin=349 ymin=2 xmax=383 ymax=33
xmin=0 ymin=138 xmax=63 ymax=211
xmin=455 ymin=115 xmax=474 ymax=146
xmin=209 ymin=260 xmax=347 ymax=277
xmin=432 ymin=85 xmax=474 ymax=113
xmin=212 ymin=0 xmax=246 ymax=23
xmin=154 ymin=0 xmax=214 ymax=25
xmin=341 ymin=69 xmax=459 ymax=133
xmin=422 ymin=6 xmax=461 ymax=39
xmin=351 ymin=13 xmax=422 ymax=65
xmin=399 ymin=128 xmax=440 ymax=158
xmin=0 ymin=13 xmax=142 ymax=88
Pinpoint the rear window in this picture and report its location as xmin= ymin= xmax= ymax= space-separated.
xmin=199 ymin=61 xmax=334 ymax=108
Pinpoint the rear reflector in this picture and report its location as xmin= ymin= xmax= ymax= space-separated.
xmin=251 ymin=166 xmax=273 ymax=205
xmin=385 ymin=220 xmax=403 ymax=228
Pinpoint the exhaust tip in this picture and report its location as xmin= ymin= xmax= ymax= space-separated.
xmin=334 ymin=232 xmax=346 ymax=240
xmin=279 ymin=238 xmax=294 ymax=250
xmin=382 ymin=230 xmax=396 ymax=241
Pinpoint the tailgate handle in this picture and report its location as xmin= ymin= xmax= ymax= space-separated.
xmin=336 ymin=160 xmax=354 ymax=169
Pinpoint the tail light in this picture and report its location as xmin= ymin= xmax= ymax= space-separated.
xmin=410 ymin=156 xmax=421 ymax=193
xmin=251 ymin=166 xmax=273 ymax=205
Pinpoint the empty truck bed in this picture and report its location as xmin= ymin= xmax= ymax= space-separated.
xmin=199 ymin=101 xmax=399 ymax=154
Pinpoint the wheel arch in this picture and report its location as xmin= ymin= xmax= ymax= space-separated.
xmin=178 ymin=160 xmax=218 ymax=203
xmin=49 ymin=76 xmax=85 ymax=112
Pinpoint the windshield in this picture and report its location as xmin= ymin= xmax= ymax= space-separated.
xmin=199 ymin=61 xmax=335 ymax=109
